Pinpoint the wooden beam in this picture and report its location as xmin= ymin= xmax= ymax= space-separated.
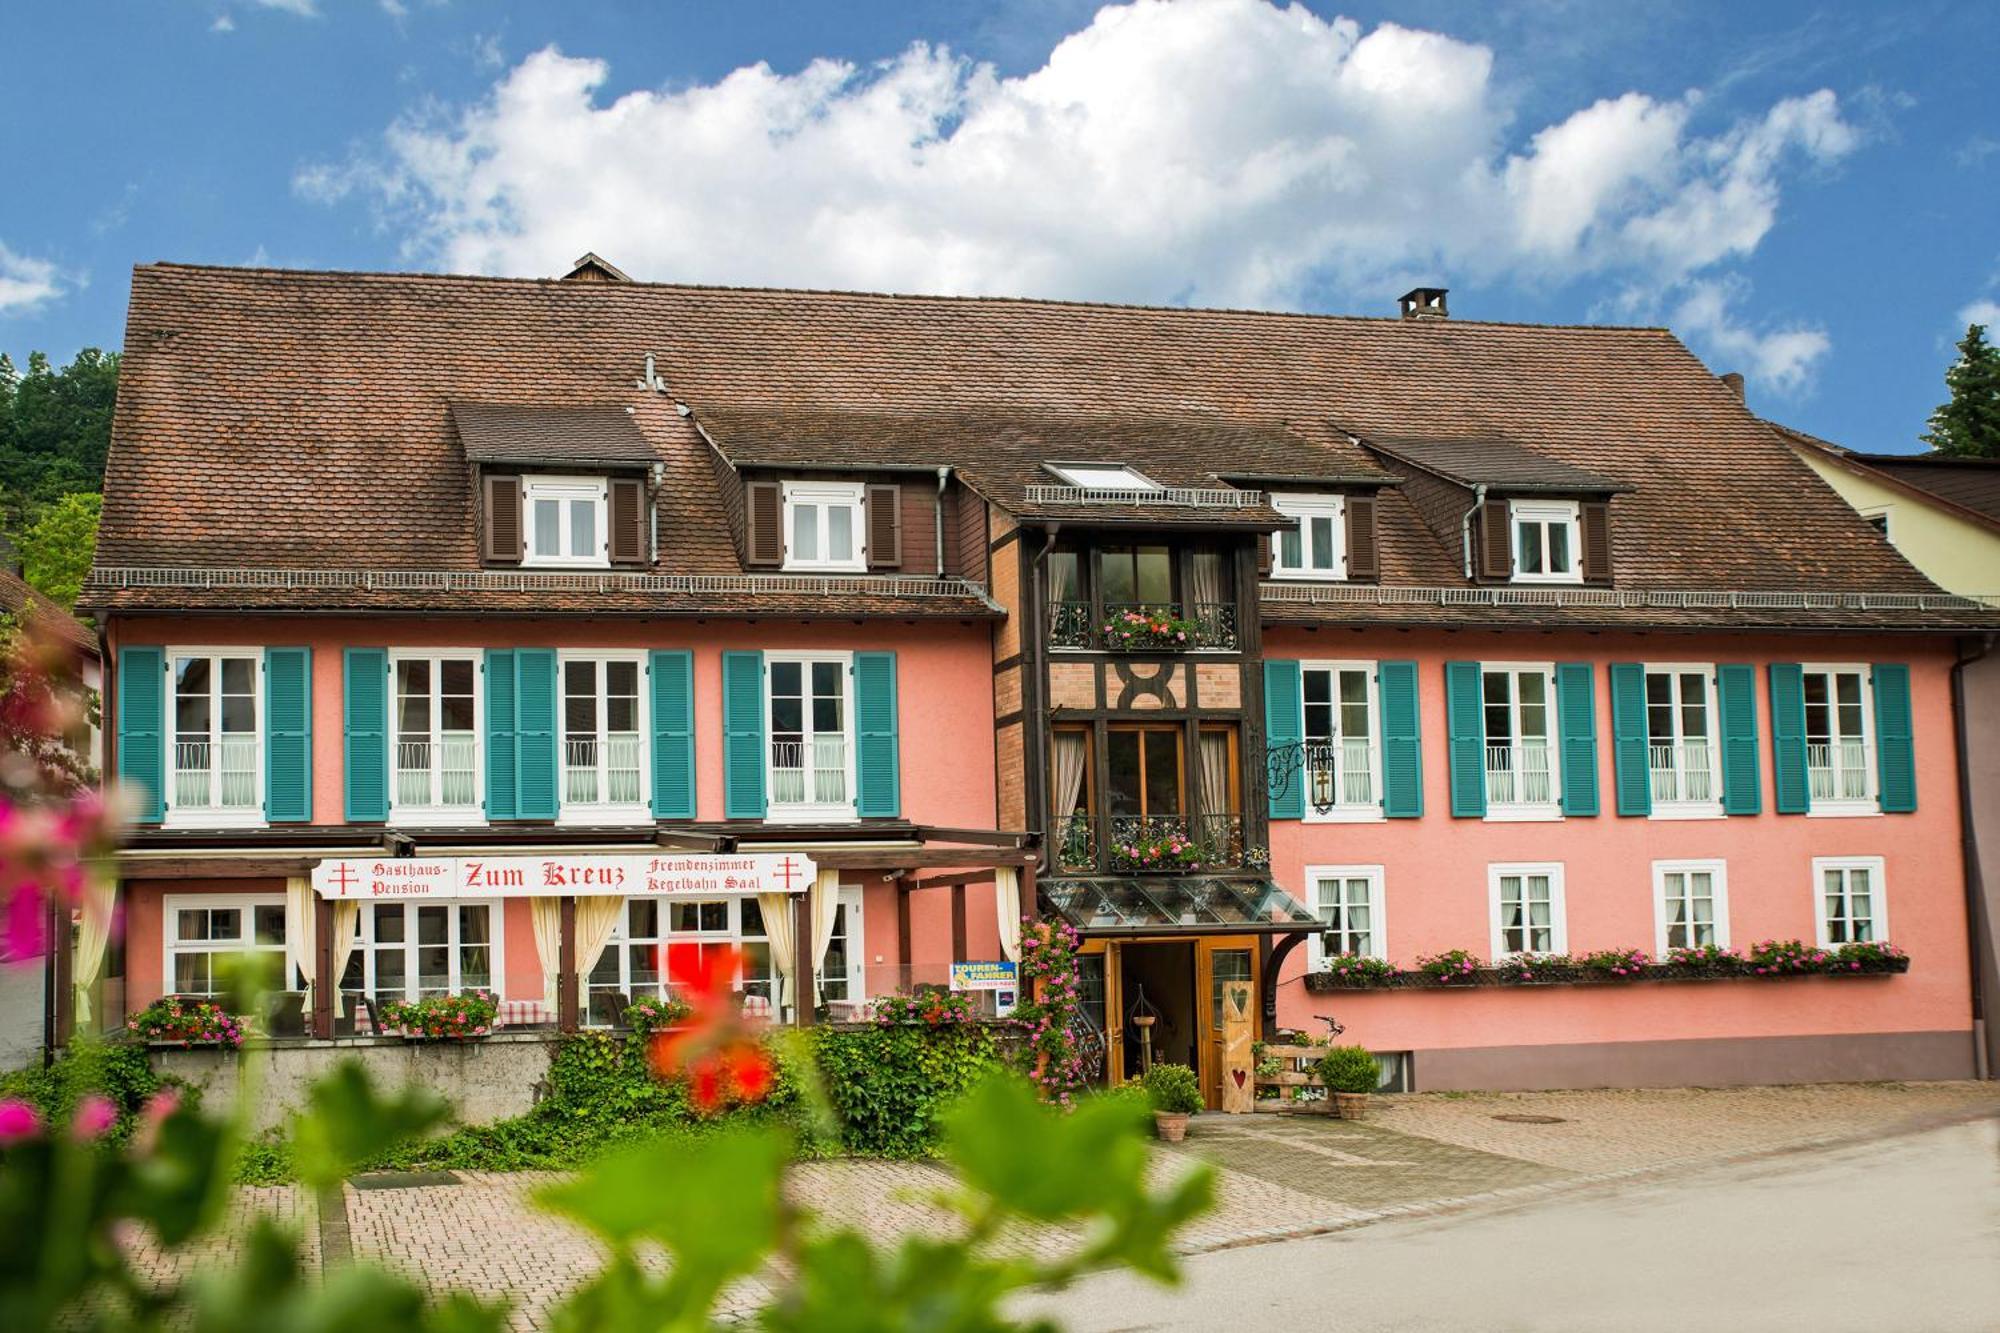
xmin=814 ymin=847 xmax=1040 ymax=871
xmin=1262 ymin=931 xmax=1307 ymax=1040
xmin=105 ymin=855 xmax=314 ymax=880
xmin=49 ymin=892 xmax=73 ymax=1047
xmin=655 ymin=828 xmax=733 ymax=852
xmin=558 ymin=896 xmax=579 ymax=1032
xmin=896 ymin=875 xmax=912 ymax=979
xmin=910 ymin=826 xmax=1035 ymax=849
xmin=312 ymin=896 xmax=335 ymax=1039
xmin=903 ymin=868 xmax=997 ymax=891
xmin=1018 ymin=860 xmax=1037 ymax=929
xmin=950 ymin=884 xmax=967 ymax=964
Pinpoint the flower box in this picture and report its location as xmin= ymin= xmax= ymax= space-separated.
xmin=1098 ymin=610 xmax=1202 ymax=652
xmin=376 ymin=990 xmax=498 ymax=1041
xmin=1303 ymin=941 xmax=1911 ymax=994
xmin=128 ymin=997 xmax=244 ymax=1049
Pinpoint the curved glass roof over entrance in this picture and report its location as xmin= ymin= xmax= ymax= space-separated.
xmin=1039 ymin=877 xmax=1318 ymax=937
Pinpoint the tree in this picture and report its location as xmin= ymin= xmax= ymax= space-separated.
xmin=1921 ymin=323 xmax=2000 ymax=458
xmin=14 ymin=490 xmax=99 ymax=608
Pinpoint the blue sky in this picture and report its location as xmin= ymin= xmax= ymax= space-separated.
xmin=2 ymin=0 xmax=1995 ymax=454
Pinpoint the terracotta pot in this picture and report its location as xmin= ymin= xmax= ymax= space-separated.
xmin=1153 ymin=1111 xmax=1191 ymax=1142
xmin=1333 ymin=1091 xmax=1370 ymax=1121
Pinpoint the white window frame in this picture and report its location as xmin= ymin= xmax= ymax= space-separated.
xmin=1304 ymin=864 xmax=1386 ymax=969
xmin=1480 ymin=661 xmax=1563 ymax=822
xmin=388 ymin=649 xmax=485 ymax=827
xmin=815 ymin=885 xmax=868 ymax=1006
xmin=1801 ymin=663 xmax=1880 ymax=817
xmin=1487 ymin=862 xmax=1567 ymax=958
xmin=1652 ymin=859 xmax=1730 ymax=954
xmin=1270 ymin=493 xmax=1347 ymax=581
xmin=1298 ymin=661 xmax=1383 ymax=823
xmin=340 ymin=898 xmax=506 ymax=1005
xmin=1812 ymin=856 xmax=1888 ymax=947
xmin=588 ymin=896 xmax=785 ymax=1023
xmin=557 ymin=651 xmax=651 ymax=826
xmin=1509 ymin=500 xmax=1583 ymax=585
xmin=1046 ymin=462 xmax=1161 ymax=491
xmin=1860 ymin=505 xmax=1892 ymax=540
xmin=1643 ymin=664 xmax=1725 ymax=820
xmin=162 ymin=892 xmax=291 ymax=997
xmin=164 ymin=647 xmax=266 ymax=830
xmin=764 ymin=649 xmax=858 ymax=823
xmin=781 ymin=480 xmax=866 ymax=572
xmin=522 ymin=475 xmax=610 ymax=569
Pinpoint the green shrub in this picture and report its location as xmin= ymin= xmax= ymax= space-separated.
xmin=1141 ymin=1062 xmax=1203 ymax=1115
xmin=813 ymin=1021 xmax=1002 ymax=1156
xmin=1314 ymin=1045 xmax=1381 ymax=1094
xmin=0 ymin=1040 xmax=186 ymax=1145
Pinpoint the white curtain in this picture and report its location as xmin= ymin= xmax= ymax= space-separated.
xmin=758 ymin=892 xmax=798 ymax=1016
xmin=530 ymin=898 xmax=563 ymax=1008
xmin=1198 ymin=731 xmax=1232 ymax=826
xmin=283 ymin=876 xmax=316 ymax=1004
xmin=576 ymin=897 xmax=625 ymax=995
xmin=71 ymin=879 xmax=117 ymax=1026
xmin=994 ymin=867 xmax=1022 ymax=963
xmin=1187 ymin=550 xmax=1224 ymax=609
xmin=1052 ymin=731 xmax=1087 ymax=819
xmin=810 ymin=869 xmax=842 ymax=1003
xmin=329 ymin=902 xmax=361 ymax=1017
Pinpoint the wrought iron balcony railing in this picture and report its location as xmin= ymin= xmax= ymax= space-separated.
xmin=1807 ymin=740 xmax=1871 ymax=802
xmin=1047 ymin=600 xmax=1239 ymax=651
xmin=1050 ymin=812 xmax=1247 ymax=874
xmin=172 ymin=736 xmax=258 ymax=811
xmin=564 ymin=733 xmax=644 ymax=806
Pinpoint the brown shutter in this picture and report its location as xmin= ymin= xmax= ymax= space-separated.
xmin=866 ymin=484 xmax=902 ymax=568
xmin=1581 ymin=499 xmax=1612 ymax=583
xmin=1256 ymin=532 xmax=1273 ymax=578
xmin=1478 ymin=497 xmax=1512 ymax=580
xmin=608 ymin=477 xmax=647 ymax=565
xmin=746 ymin=480 xmax=783 ymax=567
xmin=1345 ymin=494 xmax=1378 ymax=581
xmin=483 ymin=474 xmax=522 ymax=565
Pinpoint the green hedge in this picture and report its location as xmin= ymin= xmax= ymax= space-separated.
xmin=0 ymin=1041 xmax=186 ymax=1146
xmin=814 ymin=1022 xmax=1003 ymax=1157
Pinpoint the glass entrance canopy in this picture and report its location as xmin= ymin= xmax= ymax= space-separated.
xmin=1039 ymin=877 xmax=1319 ymax=937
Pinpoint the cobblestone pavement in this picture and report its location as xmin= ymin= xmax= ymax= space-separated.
xmin=123 ymin=1081 xmax=2000 ymax=1327
xmin=119 ymin=1184 xmax=320 ymax=1292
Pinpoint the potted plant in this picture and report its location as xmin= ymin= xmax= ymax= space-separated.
xmin=375 ymin=990 xmax=498 ymax=1040
xmin=1141 ymin=1062 xmax=1204 ymax=1141
xmin=1315 ymin=1044 xmax=1380 ymax=1120
xmin=128 ymin=996 xmax=244 ymax=1048
xmin=1099 ymin=608 xmax=1203 ymax=652
xmin=1321 ymin=954 xmax=1398 ymax=988
xmin=622 ymin=994 xmax=694 ymax=1036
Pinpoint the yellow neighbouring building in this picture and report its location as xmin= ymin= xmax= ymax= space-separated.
xmin=1768 ymin=420 xmax=2000 ymax=601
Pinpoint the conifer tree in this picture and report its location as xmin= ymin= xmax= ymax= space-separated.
xmin=1921 ymin=323 xmax=2000 ymax=458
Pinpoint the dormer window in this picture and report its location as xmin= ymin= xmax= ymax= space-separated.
xmin=783 ymin=481 xmax=866 ymax=572
xmin=1509 ymin=500 xmax=1581 ymax=584
xmin=1271 ymin=494 xmax=1346 ymax=580
xmin=1046 ymin=462 xmax=1159 ymax=491
xmin=524 ymin=475 xmax=609 ymax=568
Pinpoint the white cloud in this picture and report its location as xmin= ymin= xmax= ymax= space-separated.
xmin=210 ymin=13 xmax=235 ymax=32
xmin=1960 ymin=299 xmax=2000 ymax=330
xmin=0 ymin=242 xmax=68 ymax=315
xmin=1671 ymin=278 xmax=1831 ymax=396
xmin=250 ymin=0 xmax=320 ymax=15
xmin=304 ymin=0 xmax=1857 ymax=389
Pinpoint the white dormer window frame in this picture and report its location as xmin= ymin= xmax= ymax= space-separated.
xmin=1271 ymin=493 xmax=1347 ymax=581
xmin=523 ymin=475 xmax=610 ymax=569
xmin=1509 ymin=500 xmax=1582 ymax=585
xmin=782 ymin=481 xmax=866 ymax=573
xmin=1045 ymin=462 xmax=1161 ymax=491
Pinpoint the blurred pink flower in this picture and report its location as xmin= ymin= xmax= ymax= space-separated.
xmin=72 ymin=1094 xmax=116 ymax=1142
xmin=0 ymin=1096 xmax=42 ymax=1144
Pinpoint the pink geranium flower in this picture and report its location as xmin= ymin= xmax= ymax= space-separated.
xmin=0 ymin=1097 xmax=42 ymax=1144
xmin=72 ymin=1095 xmax=117 ymax=1142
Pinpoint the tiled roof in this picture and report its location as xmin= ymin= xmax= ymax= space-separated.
xmin=450 ymin=402 xmax=660 ymax=467
xmin=84 ymin=263 xmax=1974 ymax=628
xmin=0 ymin=569 xmax=96 ymax=656
xmin=1362 ymin=434 xmax=1631 ymax=494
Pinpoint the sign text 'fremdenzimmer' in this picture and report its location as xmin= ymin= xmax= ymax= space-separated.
xmin=310 ymin=852 xmax=818 ymax=901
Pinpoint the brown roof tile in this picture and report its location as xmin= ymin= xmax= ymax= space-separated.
xmin=450 ymin=402 xmax=661 ymax=467
xmin=0 ymin=569 xmax=97 ymax=656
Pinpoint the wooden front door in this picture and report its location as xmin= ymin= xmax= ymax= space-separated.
xmin=1196 ymin=939 xmax=1259 ymax=1111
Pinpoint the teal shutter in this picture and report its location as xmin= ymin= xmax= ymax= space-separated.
xmin=1263 ymin=659 xmax=1303 ymax=820
xmin=650 ymin=650 xmax=696 ymax=820
xmin=1444 ymin=661 xmax=1486 ymax=818
xmin=342 ymin=649 xmax=388 ymax=822
xmin=1872 ymin=663 xmax=1916 ymax=813
xmin=1716 ymin=664 xmax=1761 ymax=815
xmin=1607 ymin=662 xmax=1650 ymax=817
xmin=854 ymin=652 xmax=901 ymax=818
xmin=1769 ymin=663 xmax=1809 ymax=814
xmin=264 ymin=647 xmax=313 ymax=823
xmin=485 ymin=649 xmax=518 ymax=820
xmin=514 ymin=648 xmax=559 ymax=820
xmin=1377 ymin=660 xmax=1423 ymax=819
xmin=116 ymin=646 xmax=165 ymax=825
xmin=722 ymin=651 xmax=767 ymax=819
xmin=1556 ymin=662 xmax=1599 ymax=817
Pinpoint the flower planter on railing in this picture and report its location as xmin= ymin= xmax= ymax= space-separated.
xmin=1100 ymin=607 xmax=1201 ymax=652
xmin=1046 ymin=601 xmax=1238 ymax=651
xmin=1305 ymin=941 xmax=1910 ymax=992
xmin=376 ymin=990 xmax=498 ymax=1040
xmin=128 ymin=997 xmax=244 ymax=1049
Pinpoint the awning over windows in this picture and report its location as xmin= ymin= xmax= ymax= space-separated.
xmin=1039 ymin=877 xmax=1319 ymax=937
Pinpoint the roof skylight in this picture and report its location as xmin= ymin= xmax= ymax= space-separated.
xmin=1046 ymin=462 xmax=1161 ymax=491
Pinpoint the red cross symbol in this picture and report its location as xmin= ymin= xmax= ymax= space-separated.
xmin=329 ymin=862 xmax=358 ymax=896
xmin=775 ymin=856 xmax=803 ymax=893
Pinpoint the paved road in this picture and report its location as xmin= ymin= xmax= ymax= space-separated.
xmin=1024 ymin=1116 xmax=2000 ymax=1332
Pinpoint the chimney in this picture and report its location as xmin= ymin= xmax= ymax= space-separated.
xmin=1718 ymin=371 xmax=1745 ymax=400
xmin=1398 ymin=287 xmax=1449 ymax=320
